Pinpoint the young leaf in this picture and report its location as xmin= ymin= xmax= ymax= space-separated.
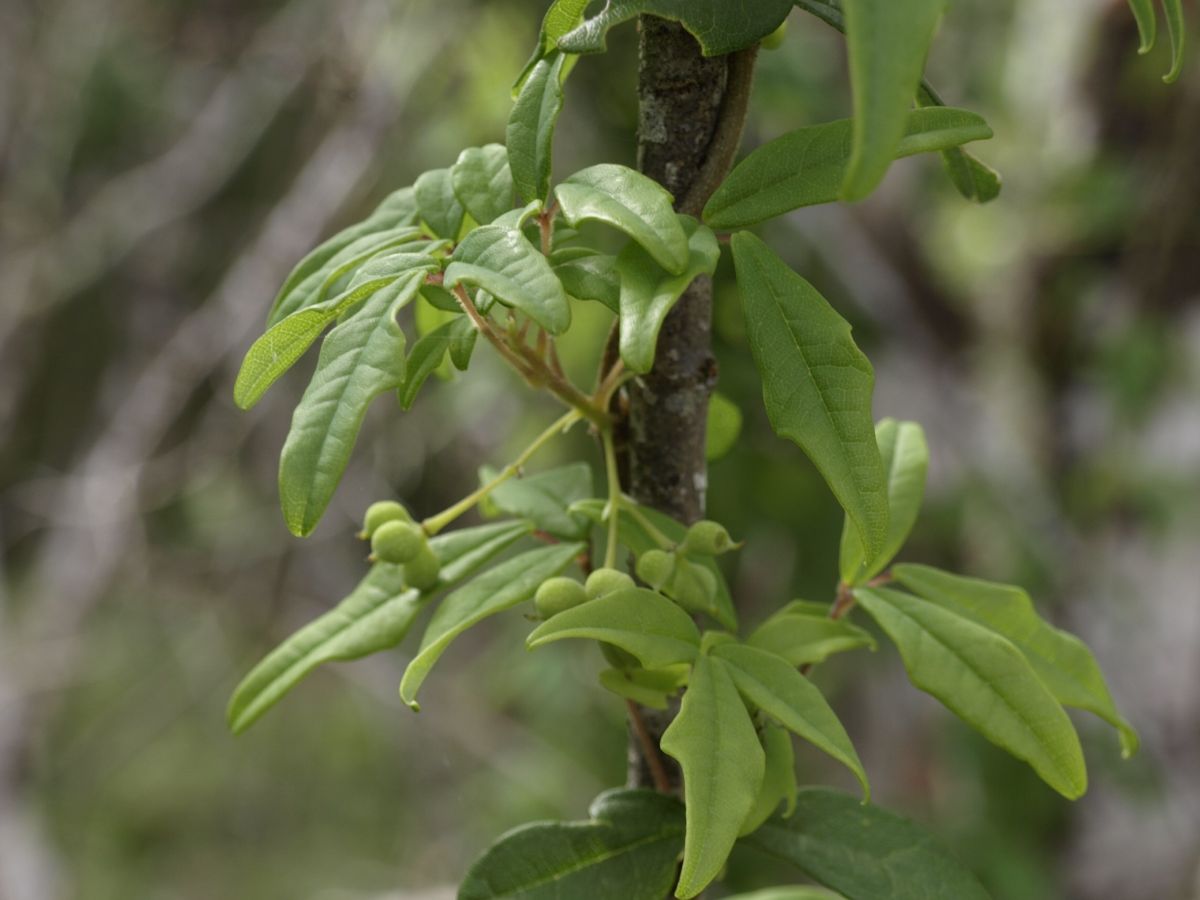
xmin=459 ymin=789 xmax=685 ymax=900
xmin=512 ymin=0 xmax=589 ymax=95
xmin=740 ymin=725 xmax=798 ymax=836
xmin=226 ymin=520 xmax=532 ymax=734
xmin=554 ymin=164 xmax=690 ymax=274
xmin=892 ymin=564 xmax=1139 ymax=756
xmin=703 ymin=108 xmax=991 ymax=229
xmin=707 ymin=391 xmax=743 ymax=461
xmin=840 ymin=0 xmax=947 ymax=201
xmin=398 ymin=318 xmax=456 ymax=410
xmin=415 ymin=167 xmax=466 ymax=240
xmin=662 ymin=655 xmax=765 ymax=900
xmin=1162 ymin=0 xmax=1186 ymax=83
xmin=617 ymin=216 xmax=720 ymax=374
xmin=1126 ymin=0 xmax=1157 ymax=53
xmin=452 ymin=144 xmax=515 ymax=227
xmin=854 ymin=587 xmax=1087 ymax=799
xmin=744 ymin=788 xmax=992 ymax=900
xmin=277 ymin=272 xmax=425 ymax=537
xmin=731 ymin=232 xmax=888 ymax=562
xmin=839 ymin=419 xmax=928 ymax=585
xmin=915 ymin=85 xmax=1002 ymax=204
xmin=713 ymin=643 xmax=869 ymax=798
xmin=598 ymin=665 xmax=689 ymax=710
xmin=447 ymin=314 xmax=478 ymax=371
xmin=444 ymin=224 xmax=572 ymax=334
xmin=553 ymin=251 xmax=621 ymax=312
xmin=483 ymin=461 xmax=594 ymax=540
xmin=508 ymin=52 xmax=567 ymax=203
xmin=558 ymin=0 xmax=793 ymax=57
xmin=527 ymin=587 xmax=701 ymax=668
xmin=747 ymin=607 xmax=876 ymax=668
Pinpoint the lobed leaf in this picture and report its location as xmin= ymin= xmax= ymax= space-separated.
xmin=452 ymin=144 xmax=515 ymax=227
xmin=415 ymin=168 xmax=466 ymax=240
xmin=508 ymin=53 xmax=567 ymax=203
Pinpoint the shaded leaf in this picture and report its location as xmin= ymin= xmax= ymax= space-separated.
xmin=747 ymin=605 xmax=876 ymax=667
xmin=598 ymin=665 xmax=689 ymax=710
xmin=398 ymin=319 xmax=456 ymax=410
xmin=452 ymin=144 xmax=515 ymax=226
xmin=483 ymin=461 xmax=594 ymax=539
xmin=553 ymin=251 xmax=621 ymax=312
xmin=740 ymin=725 xmax=798 ymax=836
xmin=448 ymin=315 xmax=478 ymax=371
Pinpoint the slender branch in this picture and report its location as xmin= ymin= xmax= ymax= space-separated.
xmin=626 ymin=700 xmax=673 ymax=793
xmin=602 ymin=428 xmax=622 ymax=569
xmin=452 ymin=284 xmax=540 ymax=382
xmin=618 ymin=496 xmax=675 ymax=549
xmin=422 ymin=410 xmax=583 ymax=535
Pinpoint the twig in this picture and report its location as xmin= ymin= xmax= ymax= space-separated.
xmin=626 ymin=700 xmax=673 ymax=794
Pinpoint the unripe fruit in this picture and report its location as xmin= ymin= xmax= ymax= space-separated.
xmin=585 ymin=568 xmax=635 ymax=599
xmin=371 ymin=521 xmax=425 ymax=565
xmin=636 ymin=549 xmax=676 ymax=590
xmin=535 ymin=577 xmax=589 ymax=619
xmin=681 ymin=520 xmax=736 ymax=556
xmin=762 ymin=21 xmax=787 ymax=50
xmin=360 ymin=500 xmax=411 ymax=539
xmin=404 ymin=543 xmax=441 ymax=592
xmin=667 ymin=559 xmax=718 ymax=614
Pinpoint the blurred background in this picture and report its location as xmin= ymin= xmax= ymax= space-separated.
xmin=1 ymin=0 xmax=1198 ymax=898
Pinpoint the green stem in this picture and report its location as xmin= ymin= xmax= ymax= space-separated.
xmin=422 ymin=410 xmax=583 ymax=535
xmin=602 ymin=428 xmax=621 ymax=569
xmin=618 ymin=496 xmax=675 ymax=550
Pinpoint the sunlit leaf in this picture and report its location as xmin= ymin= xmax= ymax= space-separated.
xmin=512 ymin=0 xmax=590 ymax=95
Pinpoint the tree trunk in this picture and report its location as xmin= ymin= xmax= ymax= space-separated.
xmin=624 ymin=16 xmax=756 ymax=791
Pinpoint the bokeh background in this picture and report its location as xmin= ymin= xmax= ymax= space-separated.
xmin=2 ymin=1 xmax=1198 ymax=898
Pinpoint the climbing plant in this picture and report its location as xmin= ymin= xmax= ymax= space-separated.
xmin=228 ymin=1 xmax=1185 ymax=897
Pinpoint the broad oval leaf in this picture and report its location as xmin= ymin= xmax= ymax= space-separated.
xmin=854 ymin=587 xmax=1087 ymax=799
xmin=526 ymin=586 xmax=701 ymax=668
xmin=459 ymin=789 xmax=685 ymax=900
xmin=508 ymin=53 xmax=567 ymax=203
xmin=482 ymin=461 xmax=594 ymax=540
xmin=399 ymin=542 xmax=583 ymax=709
xmin=444 ymin=224 xmax=571 ymax=334
xmin=278 ymin=272 xmax=425 ymax=536
xmin=839 ymin=419 xmax=928 ymax=585
xmin=415 ymin=167 xmax=466 ymax=240
xmin=740 ymin=724 xmax=798 ymax=837
xmin=662 ymin=655 xmax=765 ymax=899
xmin=840 ymin=0 xmax=947 ymax=201
xmin=617 ymin=216 xmax=720 ymax=374
xmin=713 ymin=643 xmax=869 ymax=798
xmin=227 ymin=520 xmax=532 ymax=734
xmin=731 ymin=232 xmax=887 ymax=562
xmin=704 ymin=108 xmax=991 ymax=229
xmin=892 ymin=564 xmax=1139 ymax=756
xmin=747 ymin=605 xmax=876 ymax=668
xmin=554 ymin=164 xmax=690 ymax=274
xmin=743 ymin=788 xmax=991 ymax=900
xmin=452 ymin=144 xmax=515 ymax=226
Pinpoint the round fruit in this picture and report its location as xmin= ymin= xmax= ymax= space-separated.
xmin=635 ymin=549 xmax=676 ymax=590
xmin=585 ymin=567 xmax=635 ymax=599
xmin=681 ymin=520 xmax=736 ymax=556
xmin=667 ymin=560 xmax=717 ymax=614
xmin=371 ymin=521 xmax=425 ymax=565
xmin=360 ymin=500 xmax=411 ymax=539
xmin=535 ymin=577 xmax=590 ymax=619
xmin=404 ymin=544 xmax=441 ymax=591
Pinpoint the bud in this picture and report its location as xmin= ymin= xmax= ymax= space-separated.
xmin=585 ymin=567 xmax=635 ymax=599
xmin=360 ymin=500 xmax=412 ymax=539
xmin=680 ymin=520 xmax=737 ymax=556
xmin=371 ymin=521 xmax=425 ymax=565
xmin=403 ymin=543 xmax=441 ymax=592
xmin=535 ymin=577 xmax=590 ymax=619
xmin=667 ymin=559 xmax=718 ymax=615
xmin=635 ymin=549 xmax=676 ymax=590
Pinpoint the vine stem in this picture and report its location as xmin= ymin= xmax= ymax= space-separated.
xmin=602 ymin=428 xmax=621 ymax=569
xmin=421 ymin=409 xmax=583 ymax=535
xmin=626 ymin=700 xmax=673 ymax=794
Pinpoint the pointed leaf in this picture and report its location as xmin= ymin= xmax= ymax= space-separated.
xmin=527 ymin=586 xmax=701 ymax=668
xmin=855 ymin=587 xmax=1087 ymax=799
xmin=662 ymin=655 xmax=765 ymax=899
xmin=732 ymin=232 xmax=887 ymax=562
xmin=714 ymin=643 xmax=869 ymax=798
xmin=512 ymin=0 xmax=590 ymax=95
xmin=740 ymin=725 xmax=798 ymax=836
xmin=1126 ymin=0 xmax=1157 ymax=53
xmin=555 ymin=164 xmax=690 ymax=274
xmin=1162 ymin=0 xmax=1185 ymax=83
xmin=915 ymin=85 xmax=1002 ymax=204
xmin=459 ymin=789 xmax=685 ymax=900
xmin=452 ymin=144 xmax=515 ymax=226
xmin=483 ymin=461 xmax=594 ymax=539
xmin=744 ymin=788 xmax=991 ymax=900
xmin=399 ymin=542 xmax=583 ymax=709
xmin=415 ymin=167 xmax=466 ymax=240
xmin=618 ymin=216 xmax=720 ymax=373
xmin=892 ymin=564 xmax=1138 ymax=756
xmin=747 ymin=607 xmax=876 ymax=668
xmin=508 ymin=53 xmax=567 ymax=203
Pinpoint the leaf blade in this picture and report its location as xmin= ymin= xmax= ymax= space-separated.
xmin=507 ymin=53 xmax=567 ymax=204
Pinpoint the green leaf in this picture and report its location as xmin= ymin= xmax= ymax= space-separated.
xmin=570 ymin=499 xmax=738 ymax=630
xmin=726 ymin=889 xmax=845 ymax=900
xmin=1126 ymin=0 xmax=1157 ymax=53
xmin=1162 ymin=0 xmax=1186 ymax=83
xmin=448 ymin=315 xmax=478 ymax=371
xmin=398 ymin=318 xmax=456 ymax=410
xmin=235 ymin=253 xmax=437 ymax=410
xmin=915 ymin=85 xmax=1002 ymax=204
xmin=732 ymin=232 xmax=887 ymax=562
xmin=747 ymin=605 xmax=876 ymax=667
xmin=662 ymin=655 xmax=765 ymax=899
xmin=452 ymin=144 xmax=515 ymax=227
xmin=559 ymin=0 xmax=793 ymax=57
xmin=277 ymin=272 xmax=424 ymax=536
xmin=459 ymin=789 xmax=685 ymax=900
xmin=512 ymin=0 xmax=590 ymax=95
xmin=713 ymin=643 xmax=869 ymax=798
xmin=415 ymin=167 xmax=466 ymax=240
xmin=555 ymin=164 xmax=690 ymax=274
xmin=598 ymin=665 xmax=689 ymax=709
xmin=483 ymin=462 xmax=594 ymax=539
xmin=892 ymin=564 xmax=1139 ymax=756
xmin=527 ymin=587 xmax=701 ymax=668
xmin=508 ymin=52 xmax=567 ymax=204
xmin=444 ymin=224 xmax=572 ymax=334
xmin=704 ymin=108 xmax=991 ymax=229
xmin=740 ymin=725 xmax=798 ymax=836
xmin=399 ymin=542 xmax=583 ymax=710
xmin=854 ymin=587 xmax=1087 ymax=799
xmin=744 ymin=788 xmax=991 ymax=900
xmin=553 ymin=251 xmax=621 ymax=312
xmin=617 ymin=216 xmax=720 ymax=374
xmin=706 ymin=391 xmax=743 ymax=461
xmin=839 ymin=419 xmax=928 ymax=585
xmin=227 ymin=520 xmax=532 ymax=734
xmin=840 ymin=0 xmax=947 ymax=201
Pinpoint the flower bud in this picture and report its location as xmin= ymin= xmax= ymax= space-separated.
xmin=667 ymin=559 xmax=718 ymax=614
xmin=635 ymin=549 xmax=676 ymax=590
xmin=371 ymin=521 xmax=425 ymax=565
xmin=681 ymin=520 xmax=737 ymax=556
xmin=535 ymin=577 xmax=590 ymax=619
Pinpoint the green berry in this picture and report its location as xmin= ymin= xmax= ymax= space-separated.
xmin=681 ymin=520 xmax=736 ymax=556
xmin=371 ymin=521 xmax=425 ymax=565
xmin=635 ymin=549 xmax=676 ymax=590
xmin=762 ymin=21 xmax=787 ymax=50
xmin=585 ymin=567 xmax=635 ymax=599
xmin=403 ymin=543 xmax=441 ymax=592
xmin=535 ymin=577 xmax=590 ymax=619
xmin=667 ymin=559 xmax=717 ymax=614
xmin=360 ymin=500 xmax=411 ymax=539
